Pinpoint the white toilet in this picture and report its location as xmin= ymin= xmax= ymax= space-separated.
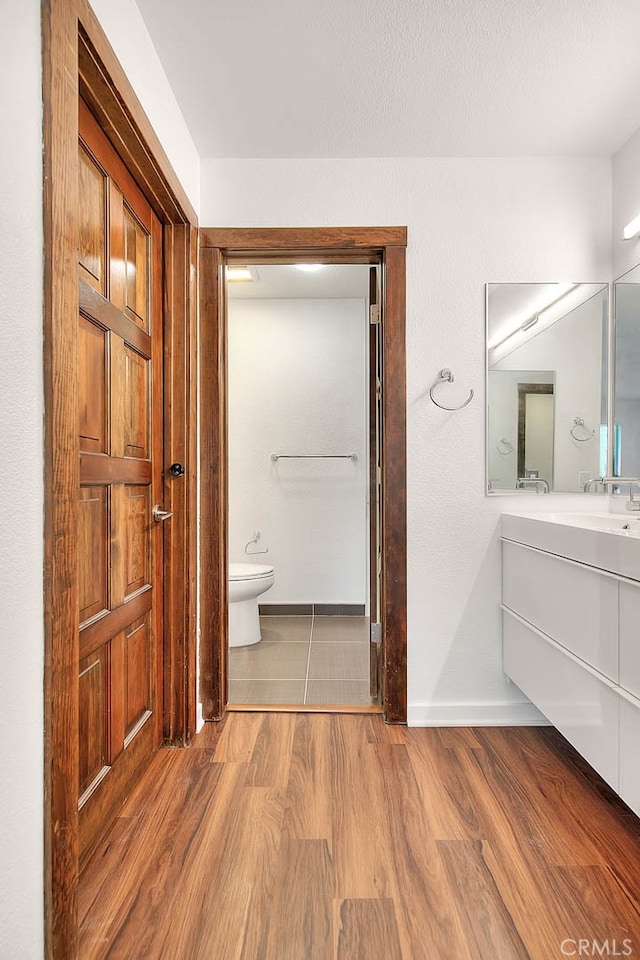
xmin=228 ymin=562 xmax=275 ymax=647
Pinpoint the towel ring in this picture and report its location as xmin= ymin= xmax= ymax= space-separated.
xmin=429 ymin=368 xmax=474 ymax=411
xmin=570 ymin=417 xmax=595 ymax=442
xmin=496 ymin=437 xmax=514 ymax=455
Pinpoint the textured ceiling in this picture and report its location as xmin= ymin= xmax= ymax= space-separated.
xmin=135 ymin=0 xmax=640 ymax=159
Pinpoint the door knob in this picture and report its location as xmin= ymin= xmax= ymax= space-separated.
xmin=169 ymin=462 xmax=185 ymax=477
xmin=152 ymin=505 xmax=173 ymax=522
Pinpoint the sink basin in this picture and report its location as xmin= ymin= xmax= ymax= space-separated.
xmin=501 ymin=511 xmax=640 ymax=581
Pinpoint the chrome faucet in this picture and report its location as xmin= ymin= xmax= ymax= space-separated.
xmin=583 ymin=476 xmax=640 ymax=511
xmin=516 ymin=477 xmax=549 ymax=494
xmin=583 ymin=477 xmax=607 ymax=493
xmin=625 ymin=483 xmax=640 ymax=512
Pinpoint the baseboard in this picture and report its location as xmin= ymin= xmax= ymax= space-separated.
xmin=259 ymin=603 xmax=312 ymax=617
xmin=407 ymin=700 xmax=550 ymax=727
xmin=259 ymin=603 xmax=366 ymax=617
xmin=314 ymin=604 xmax=365 ymax=616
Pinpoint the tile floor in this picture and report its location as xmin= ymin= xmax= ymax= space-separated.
xmin=228 ymin=615 xmax=378 ymax=706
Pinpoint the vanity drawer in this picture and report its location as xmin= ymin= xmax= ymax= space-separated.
xmin=620 ymin=582 xmax=640 ymax=700
xmin=619 ymin=695 xmax=640 ymax=818
xmin=503 ymin=609 xmax=619 ymax=791
xmin=502 ymin=540 xmax=619 ymax=681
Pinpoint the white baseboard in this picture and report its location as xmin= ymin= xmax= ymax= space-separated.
xmin=407 ymin=700 xmax=550 ymax=727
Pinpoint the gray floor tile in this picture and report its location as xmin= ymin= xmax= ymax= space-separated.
xmin=305 ymin=679 xmax=377 ymax=705
xmin=229 ymin=678 xmax=306 ymax=705
xmin=259 ymin=616 xmax=312 ymax=643
xmin=308 ymin=640 xmax=369 ymax=680
xmin=312 ymin=616 xmax=369 ymax=643
xmin=228 ymin=640 xmax=309 ymax=680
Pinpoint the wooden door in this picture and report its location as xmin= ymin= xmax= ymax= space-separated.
xmin=77 ymin=99 xmax=164 ymax=865
xmin=369 ymin=265 xmax=383 ymax=699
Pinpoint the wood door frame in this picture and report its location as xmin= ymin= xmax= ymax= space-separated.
xmin=199 ymin=227 xmax=407 ymax=724
xmin=42 ymin=2 xmax=198 ymax=956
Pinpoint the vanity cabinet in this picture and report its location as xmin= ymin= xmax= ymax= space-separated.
xmin=501 ymin=523 xmax=640 ymax=817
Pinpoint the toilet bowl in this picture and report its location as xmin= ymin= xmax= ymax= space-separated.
xmin=228 ymin=562 xmax=275 ymax=647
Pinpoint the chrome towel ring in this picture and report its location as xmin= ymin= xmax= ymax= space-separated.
xmin=570 ymin=417 xmax=595 ymax=442
xmin=496 ymin=437 xmax=514 ymax=455
xmin=429 ymin=368 xmax=474 ymax=411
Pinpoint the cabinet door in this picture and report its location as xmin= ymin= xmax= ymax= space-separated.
xmin=503 ymin=610 xmax=619 ymax=791
xmin=620 ymin=582 xmax=640 ymax=700
xmin=619 ymin=697 xmax=640 ymax=818
xmin=502 ymin=541 xmax=619 ymax=681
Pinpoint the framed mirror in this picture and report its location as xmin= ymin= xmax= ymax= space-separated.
xmin=613 ymin=263 xmax=640 ymax=479
xmin=486 ymin=282 xmax=609 ymax=494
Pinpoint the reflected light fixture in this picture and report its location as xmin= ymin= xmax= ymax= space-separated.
xmin=295 ymin=263 xmax=324 ymax=272
xmin=226 ymin=265 xmax=258 ymax=282
xmin=489 ymin=284 xmax=576 ymax=352
xmin=520 ymin=315 xmax=539 ymax=332
xmin=623 ymin=214 xmax=640 ymax=241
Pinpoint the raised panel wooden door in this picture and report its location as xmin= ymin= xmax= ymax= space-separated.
xmin=77 ymin=99 xmax=163 ymax=865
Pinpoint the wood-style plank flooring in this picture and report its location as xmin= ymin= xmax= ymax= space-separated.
xmin=79 ymin=714 xmax=640 ymax=959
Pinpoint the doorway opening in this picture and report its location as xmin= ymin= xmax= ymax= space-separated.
xmin=517 ymin=381 xmax=555 ymax=487
xmin=226 ymin=262 xmax=375 ymax=707
xmin=198 ymin=227 xmax=407 ymax=725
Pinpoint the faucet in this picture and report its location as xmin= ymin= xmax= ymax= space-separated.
xmin=625 ymin=483 xmax=640 ymax=512
xmin=583 ymin=477 xmax=607 ymax=493
xmin=584 ymin=476 xmax=640 ymax=511
xmin=516 ymin=477 xmax=549 ymax=494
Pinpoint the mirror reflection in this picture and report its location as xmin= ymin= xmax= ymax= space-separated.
xmin=486 ymin=282 xmax=608 ymax=494
xmin=614 ymin=263 xmax=640 ymax=479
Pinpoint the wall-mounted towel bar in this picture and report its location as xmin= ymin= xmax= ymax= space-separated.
xmin=271 ymin=453 xmax=358 ymax=461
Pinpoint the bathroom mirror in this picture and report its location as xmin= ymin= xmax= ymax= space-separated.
xmin=614 ymin=262 xmax=640 ymax=479
xmin=486 ymin=282 xmax=608 ymax=494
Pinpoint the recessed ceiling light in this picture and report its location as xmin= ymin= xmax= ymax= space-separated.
xmin=226 ymin=265 xmax=259 ymax=282
xmin=295 ymin=264 xmax=324 ymax=273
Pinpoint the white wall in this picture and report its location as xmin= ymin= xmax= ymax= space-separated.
xmin=201 ymin=156 xmax=612 ymax=725
xmin=0 ymin=4 xmax=44 ymax=955
xmin=228 ymin=298 xmax=368 ymax=605
xmin=88 ymin=0 xmax=201 ymax=215
xmin=0 ymin=5 xmax=199 ymax=956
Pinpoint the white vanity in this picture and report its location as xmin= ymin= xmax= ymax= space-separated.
xmin=501 ymin=511 xmax=640 ymax=816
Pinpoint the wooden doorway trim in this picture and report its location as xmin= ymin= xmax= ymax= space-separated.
xmin=199 ymin=227 xmax=407 ymax=724
xmin=42 ymin=2 xmax=198 ymax=956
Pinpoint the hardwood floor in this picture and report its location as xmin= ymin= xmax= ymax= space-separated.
xmin=78 ymin=715 xmax=640 ymax=959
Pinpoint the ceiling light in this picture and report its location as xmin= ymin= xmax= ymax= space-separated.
xmin=623 ymin=214 xmax=640 ymax=241
xmin=226 ymin=265 xmax=258 ymax=282
xmin=295 ymin=264 xmax=324 ymax=273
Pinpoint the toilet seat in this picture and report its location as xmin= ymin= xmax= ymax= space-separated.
xmin=229 ymin=562 xmax=274 ymax=581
